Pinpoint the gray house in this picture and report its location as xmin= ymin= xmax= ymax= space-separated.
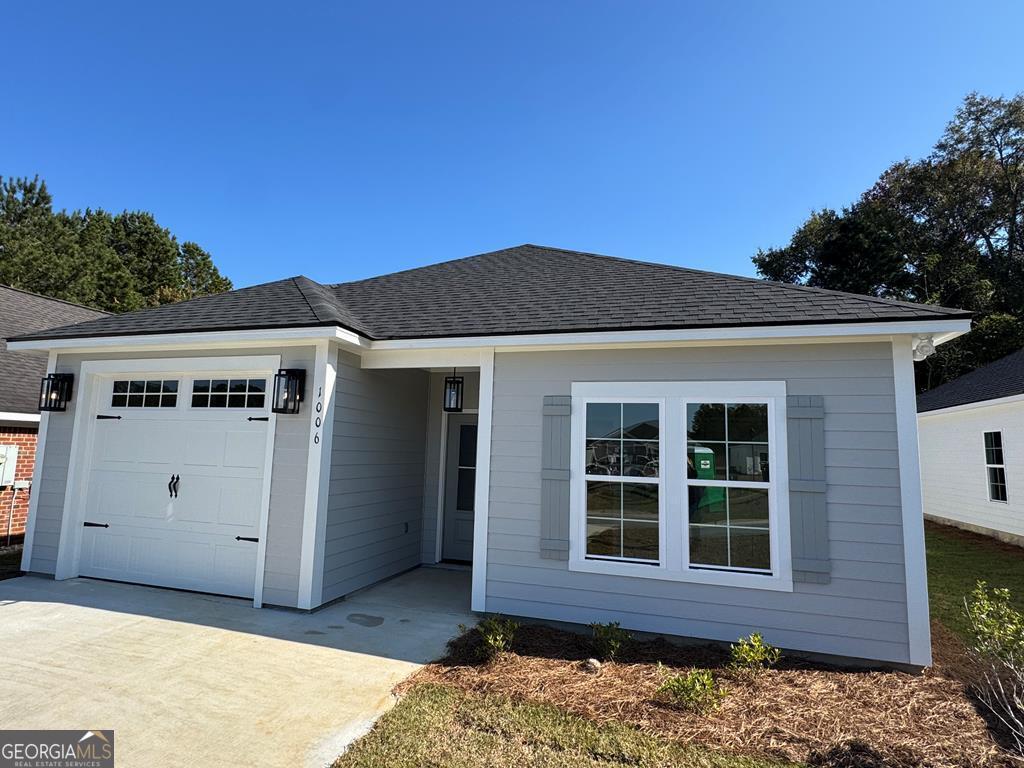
xmin=8 ymin=245 xmax=971 ymax=666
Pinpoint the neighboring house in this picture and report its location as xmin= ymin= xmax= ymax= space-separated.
xmin=7 ymin=245 xmax=971 ymax=666
xmin=0 ymin=286 xmax=107 ymax=544
xmin=918 ymin=348 xmax=1024 ymax=546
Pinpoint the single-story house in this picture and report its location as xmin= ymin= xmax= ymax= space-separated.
xmin=918 ymin=347 xmax=1024 ymax=547
xmin=0 ymin=285 xmax=107 ymax=543
xmin=8 ymin=245 xmax=972 ymax=666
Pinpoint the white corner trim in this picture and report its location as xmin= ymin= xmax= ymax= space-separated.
xmin=0 ymin=411 xmax=41 ymax=424
xmin=310 ymin=345 xmax=339 ymax=608
xmin=19 ymin=352 xmax=56 ymax=572
xmin=471 ymin=348 xmax=495 ymax=612
xmin=297 ymin=340 xmax=335 ymax=609
xmin=252 ymin=408 xmax=280 ymax=609
xmin=892 ymin=336 xmax=933 ymax=666
xmin=918 ymin=392 xmax=1024 ymax=419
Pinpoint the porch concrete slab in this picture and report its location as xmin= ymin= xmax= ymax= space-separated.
xmin=0 ymin=567 xmax=472 ymax=768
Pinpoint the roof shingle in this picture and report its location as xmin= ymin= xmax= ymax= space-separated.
xmin=917 ymin=348 xmax=1024 ymax=413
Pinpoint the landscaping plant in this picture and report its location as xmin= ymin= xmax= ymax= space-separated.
xmin=964 ymin=581 xmax=1024 ymax=755
xmin=655 ymin=666 xmax=726 ymax=712
xmin=476 ymin=615 xmax=519 ymax=660
xmin=590 ymin=621 xmax=630 ymax=661
xmin=729 ymin=632 xmax=781 ymax=676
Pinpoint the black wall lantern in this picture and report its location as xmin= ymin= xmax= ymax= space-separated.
xmin=39 ymin=373 xmax=74 ymax=412
xmin=272 ymin=369 xmax=306 ymax=414
xmin=443 ymin=369 xmax=464 ymax=413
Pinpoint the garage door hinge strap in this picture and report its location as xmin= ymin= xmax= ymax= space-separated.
xmin=247 ymin=416 xmax=269 ymax=422
xmin=83 ymin=521 xmax=109 ymax=528
xmin=235 ymin=536 xmax=259 ymax=543
xmin=96 ymin=414 xmax=122 ymax=420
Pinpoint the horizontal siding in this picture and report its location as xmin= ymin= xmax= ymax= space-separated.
xmin=320 ymin=350 xmax=427 ymax=604
xmin=919 ymin=403 xmax=1024 ymax=539
xmin=485 ymin=343 xmax=913 ymax=664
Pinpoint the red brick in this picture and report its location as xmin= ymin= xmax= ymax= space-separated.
xmin=0 ymin=426 xmax=38 ymax=539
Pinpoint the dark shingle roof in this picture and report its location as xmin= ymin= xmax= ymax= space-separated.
xmin=918 ymin=348 xmax=1024 ymax=413
xmin=10 ymin=245 xmax=970 ymax=344
xmin=0 ymin=286 xmax=108 ymax=414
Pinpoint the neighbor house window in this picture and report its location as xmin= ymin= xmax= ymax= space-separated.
xmin=191 ymin=379 xmax=267 ymax=409
xmin=570 ymin=382 xmax=791 ymax=591
xmin=111 ymin=380 xmax=178 ymax=408
xmin=985 ymin=431 xmax=1007 ymax=502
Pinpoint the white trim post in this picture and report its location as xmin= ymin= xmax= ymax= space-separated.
xmin=471 ymin=348 xmax=495 ymax=612
xmin=19 ymin=351 xmax=57 ymax=572
xmin=310 ymin=345 xmax=338 ymax=607
xmin=892 ymin=336 xmax=933 ymax=666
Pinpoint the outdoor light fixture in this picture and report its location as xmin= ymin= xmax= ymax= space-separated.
xmin=271 ymin=369 xmax=306 ymax=414
xmin=912 ymin=335 xmax=936 ymax=362
xmin=443 ymin=369 xmax=464 ymax=413
xmin=38 ymin=373 xmax=74 ymax=412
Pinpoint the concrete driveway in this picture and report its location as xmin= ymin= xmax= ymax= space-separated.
xmin=0 ymin=567 xmax=472 ymax=767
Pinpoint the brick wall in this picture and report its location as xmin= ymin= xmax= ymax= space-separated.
xmin=0 ymin=425 xmax=38 ymax=541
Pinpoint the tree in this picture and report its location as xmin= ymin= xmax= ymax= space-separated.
xmin=0 ymin=175 xmax=232 ymax=312
xmin=753 ymin=92 xmax=1024 ymax=390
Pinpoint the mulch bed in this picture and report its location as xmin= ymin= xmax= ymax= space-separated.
xmin=402 ymin=621 xmax=1016 ymax=768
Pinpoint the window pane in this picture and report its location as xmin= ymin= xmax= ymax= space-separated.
xmin=587 ymin=519 xmax=621 ymax=557
xmin=622 ymin=521 xmax=659 ymax=560
xmin=113 ymin=381 xmax=128 ymax=394
xmin=129 ymin=380 xmax=145 ymax=393
xmin=730 ymin=528 xmax=771 ymax=570
xmin=210 ymin=394 xmax=227 ymax=408
xmin=144 ymin=380 xmax=161 ymax=393
xmin=144 ymin=394 xmax=160 ymax=407
xmin=162 ymin=380 xmax=178 ymax=393
xmin=248 ymin=379 xmax=266 ymax=393
xmin=586 ymin=439 xmax=620 ymax=475
xmin=621 ymin=483 xmax=658 ymax=521
xmin=728 ymin=443 xmax=770 ymax=482
xmin=989 ymin=467 xmax=1008 ymax=502
xmin=688 ymin=443 xmax=725 ymax=481
xmin=247 ymin=394 xmax=265 ymax=409
xmin=229 ymin=379 xmax=248 ymax=394
xmin=728 ymin=488 xmax=769 ymax=527
xmin=622 ymin=441 xmax=658 ymax=477
xmin=586 ymin=403 xmax=621 ymax=439
xmin=687 ymin=403 xmax=725 ymax=442
xmin=586 ymin=482 xmax=620 ymax=517
xmin=727 ymin=403 xmax=768 ymax=442
xmin=127 ymin=394 xmax=144 ymax=407
xmin=690 ymin=525 xmax=728 ymax=567
xmin=192 ymin=394 xmax=208 ymax=408
xmin=228 ymin=394 xmax=247 ymax=408
xmin=193 ymin=379 xmax=210 ymax=393
xmin=622 ymin=403 xmax=658 ymax=439
xmin=161 ymin=395 xmax=177 ymax=408
xmin=456 ymin=468 xmax=475 ymax=510
xmin=689 ymin=486 xmax=726 ymax=524
xmin=211 ymin=379 xmax=228 ymax=393
xmin=985 ymin=431 xmax=1001 ymax=450
xmin=111 ymin=394 xmax=127 ymax=408
xmin=458 ymin=424 xmax=477 ymax=467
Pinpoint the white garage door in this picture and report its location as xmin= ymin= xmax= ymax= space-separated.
xmin=79 ymin=374 xmax=272 ymax=598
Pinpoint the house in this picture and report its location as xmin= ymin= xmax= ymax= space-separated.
xmin=7 ymin=245 xmax=971 ymax=667
xmin=918 ymin=348 xmax=1024 ymax=547
xmin=0 ymin=286 xmax=107 ymax=544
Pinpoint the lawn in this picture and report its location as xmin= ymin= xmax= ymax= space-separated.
xmin=925 ymin=520 xmax=1024 ymax=639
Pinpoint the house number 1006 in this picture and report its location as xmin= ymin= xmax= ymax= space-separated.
xmin=312 ymin=386 xmax=323 ymax=445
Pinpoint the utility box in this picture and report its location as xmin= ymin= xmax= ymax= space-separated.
xmin=0 ymin=445 xmax=18 ymax=487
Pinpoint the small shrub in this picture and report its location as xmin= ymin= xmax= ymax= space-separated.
xmin=476 ymin=615 xmax=519 ymax=660
xmin=964 ymin=581 xmax=1024 ymax=755
xmin=590 ymin=621 xmax=630 ymax=661
xmin=656 ymin=666 xmax=726 ymax=712
xmin=729 ymin=632 xmax=781 ymax=676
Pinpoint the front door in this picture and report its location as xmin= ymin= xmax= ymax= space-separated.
xmin=442 ymin=413 xmax=477 ymax=562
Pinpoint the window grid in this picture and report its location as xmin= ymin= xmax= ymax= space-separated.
xmin=985 ymin=431 xmax=1007 ymax=503
xmin=191 ymin=378 xmax=267 ymax=409
xmin=111 ymin=380 xmax=179 ymax=408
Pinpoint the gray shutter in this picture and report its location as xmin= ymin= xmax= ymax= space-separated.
xmin=787 ymin=395 xmax=830 ymax=584
xmin=540 ymin=395 xmax=572 ymax=560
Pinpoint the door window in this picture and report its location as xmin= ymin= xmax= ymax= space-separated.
xmin=111 ymin=380 xmax=179 ymax=408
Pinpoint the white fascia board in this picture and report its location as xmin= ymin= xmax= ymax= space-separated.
xmin=7 ymin=325 xmax=369 ymax=353
xmin=918 ymin=393 xmax=1024 ymax=419
xmin=0 ymin=411 xmax=41 ymax=424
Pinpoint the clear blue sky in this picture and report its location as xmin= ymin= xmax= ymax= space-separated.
xmin=5 ymin=2 xmax=1022 ymax=288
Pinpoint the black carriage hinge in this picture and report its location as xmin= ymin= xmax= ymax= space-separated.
xmin=83 ymin=521 xmax=109 ymax=528
xmin=247 ymin=416 xmax=269 ymax=422
xmin=96 ymin=414 xmax=122 ymax=420
xmin=235 ymin=536 xmax=259 ymax=543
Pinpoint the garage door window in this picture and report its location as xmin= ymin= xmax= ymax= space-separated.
xmin=191 ymin=379 xmax=266 ymax=409
xmin=111 ymin=380 xmax=179 ymax=408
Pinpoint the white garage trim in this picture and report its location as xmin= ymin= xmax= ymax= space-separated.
xmin=20 ymin=351 xmax=57 ymax=573
xmin=54 ymin=355 xmax=281 ymax=607
xmin=471 ymin=348 xmax=495 ymax=612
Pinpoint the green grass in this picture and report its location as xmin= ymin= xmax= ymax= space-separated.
xmin=0 ymin=545 xmax=22 ymax=580
xmin=925 ymin=521 xmax=1024 ymax=639
xmin=333 ymin=684 xmax=796 ymax=768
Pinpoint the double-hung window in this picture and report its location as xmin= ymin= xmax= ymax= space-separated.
xmin=984 ymin=431 xmax=1007 ymax=502
xmin=570 ymin=382 xmax=792 ymax=591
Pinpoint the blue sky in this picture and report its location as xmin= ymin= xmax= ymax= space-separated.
xmin=5 ymin=2 xmax=1022 ymax=288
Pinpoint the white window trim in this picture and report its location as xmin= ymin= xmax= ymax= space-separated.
xmin=984 ymin=430 xmax=1008 ymax=503
xmin=568 ymin=381 xmax=793 ymax=592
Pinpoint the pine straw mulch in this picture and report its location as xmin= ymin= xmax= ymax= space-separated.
xmin=399 ymin=620 xmax=1019 ymax=768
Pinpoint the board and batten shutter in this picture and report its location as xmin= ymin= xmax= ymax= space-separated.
xmin=540 ymin=395 xmax=572 ymax=560
xmin=787 ymin=394 xmax=831 ymax=584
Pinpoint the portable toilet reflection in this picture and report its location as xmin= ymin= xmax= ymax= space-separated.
xmin=692 ymin=446 xmax=716 ymax=479
xmin=688 ymin=446 xmax=726 ymax=510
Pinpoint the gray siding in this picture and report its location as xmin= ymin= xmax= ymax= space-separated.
xmin=28 ymin=346 xmax=315 ymax=608
xmin=321 ymin=351 xmax=428 ymax=603
xmin=421 ymin=371 xmax=480 ymax=563
xmin=485 ymin=342 xmax=913 ymax=664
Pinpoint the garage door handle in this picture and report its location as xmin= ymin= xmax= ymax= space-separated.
xmin=96 ymin=414 xmax=122 ymax=420
xmin=235 ymin=536 xmax=259 ymax=543
xmin=83 ymin=521 xmax=109 ymax=528
xmin=168 ymin=474 xmax=179 ymax=498
xmin=247 ymin=416 xmax=269 ymax=422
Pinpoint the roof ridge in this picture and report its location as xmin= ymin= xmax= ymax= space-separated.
xmin=0 ymin=283 xmax=110 ymax=315
xmin=290 ymin=276 xmax=330 ymax=324
xmin=327 ymin=245 xmax=528 ymax=288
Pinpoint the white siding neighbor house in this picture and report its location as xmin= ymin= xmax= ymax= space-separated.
xmin=918 ymin=348 xmax=1024 ymax=546
xmin=6 ymin=245 xmax=972 ymax=667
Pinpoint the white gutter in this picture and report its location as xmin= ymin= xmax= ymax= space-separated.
xmin=918 ymin=392 xmax=1024 ymax=418
xmin=0 ymin=412 xmax=41 ymax=424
